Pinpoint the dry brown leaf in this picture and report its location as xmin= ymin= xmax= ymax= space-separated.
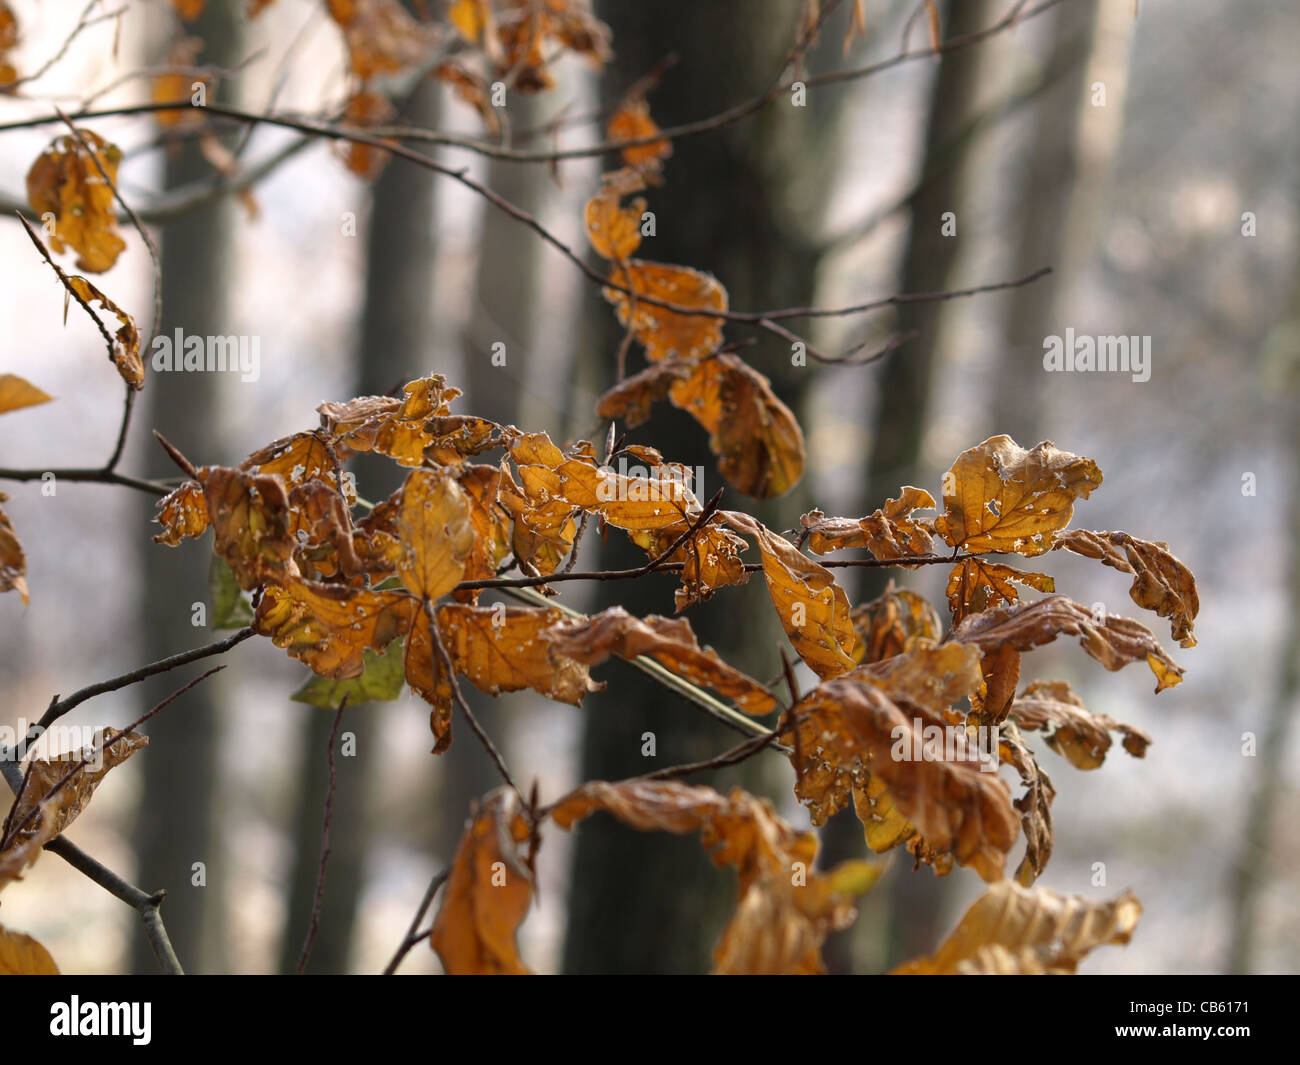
xmin=893 ymin=880 xmax=1141 ymax=974
xmin=26 ymin=130 xmax=126 ymax=273
xmin=430 ymin=789 xmax=534 ymax=974
xmin=254 ymin=576 xmax=416 ymax=679
xmin=584 ymin=167 xmax=646 ymax=261
xmin=628 ymin=516 xmax=750 ymax=612
xmin=550 ymin=780 xmax=875 ymax=974
xmin=65 ymin=275 xmax=143 ymax=388
xmin=997 ymin=723 xmax=1056 ymax=886
xmin=933 ymin=436 xmax=1102 ymax=557
xmin=607 ymin=95 xmax=671 ymax=173
xmin=605 ymin=259 xmax=726 ymax=362
xmin=1010 ymin=679 xmax=1151 ymax=769
xmin=594 ymin=358 xmax=692 ymax=427
xmin=543 ymin=606 xmax=778 ymax=715
xmin=801 ymin=487 xmax=935 ymax=560
xmin=953 ymin=594 xmax=1184 ymax=692
xmin=849 ymin=581 xmax=942 ymax=665
xmin=669 ymin=354 xmax=805 ymax=499
xmin=318 ymin=375 xmax=473 ymax=467
xmin=786 ymin=670 xmax=1016 ymax=881
xmin=8 ymin=730 xmax=148 ymax=843
xmin=723 ymin=511 xmax=857 ymax=679
xmin=1053 ymin=528 xmax=1199 ymax=648
xmin=945 ymin=557 xmax=1055 ymax=625
xmin=437 ymin=603 xmax=602 ymax=706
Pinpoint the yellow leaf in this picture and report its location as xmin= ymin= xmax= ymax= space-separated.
xmin=0 ymin=374 xmax=52 ymax=414
xmin=893 ymin=880 xmax=1141 ymax=974
xmin=396 ymin=469 xmax=475 ymax=600
xmin=933 ymin=435 xmax=1102 ymax=556
xmin=0 ymin=925 xmax=58 ymax=974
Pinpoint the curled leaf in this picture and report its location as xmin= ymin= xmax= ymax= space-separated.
xmin=543 ymin=606 xmax=777 ymax=715
xmin=893 ymin=880 xmax=1141 ymax=974
xmin=1053 ymin=528 xmax=1198 ymax=648
xmin=953 ymin=594 xmax=1184 ymax=692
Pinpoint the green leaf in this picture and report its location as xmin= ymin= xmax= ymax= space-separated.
xmin=290 ymin=638 xmax=406 ymax=709
xmin=209 ymin=557 xmax=254 ymax=629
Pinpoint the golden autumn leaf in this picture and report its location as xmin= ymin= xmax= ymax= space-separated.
xmin=584 ymin=167 xmax=646 ymax=262
xmin=65 ymin=275 xmax=143 ymax=389
xmin=0 ymin=374 xmax=52 ymax=414
xmin=605 ymin=259 xmax=727 ymax=362
xmin=933 ymin=436 xmax=1102 ymax=557
xmin=0 ymin=493 xmax=27 ymax=602
xmin=607 ymin=95 xmax=671 ymax=173
xmin=7 ymin=730 xmax=148 ymax=845
xmin=785 ymin=667 xmax=1017 ymax=882
xmin=26 ymin=130 xmax=127 ymax=273
xmin=543 ymin=606 xmax=778 ymax=715
xmin=945 ymin=556 xmax=1055 ymax=625
xmin=318 ymin=375 xmax=479 ymax=467
xmin=550 ymin=780 xmax=874 ymax=974
xmin=430 ymin=789 xmax=534 ymax=974
xmin=953 ymin=594 xmax=1184 ymax=692
xmin=627 ymin=516 xmax=750 ymax=613
xmin=201 ymin=467 xmax=297 ymax=590
xmin=893 ymin=880 xmax=1141 ymax=974
xmin=1053 ymin=528 xmax=1199 ymax=648
xmin=849 ymin=581 xmax=942 ymax=665
xmin=1009 ymin=679 xmax=1151 ymax=769
xmin=396 ymin=469 xmax=475 ymax=600
xmin=437 ymin=603 xmax=602 ymax=706
xmin=594 ymin=358 xmax=692 ymax=427
xmin=668 ymin=354 xmax=805 ymax=499
xmin=454 ymin=462 xmax=514 ymax=593
xmin=404 ymin=607 xmax=454 ymax=752
xmin=801 ymin=486 xmax=935 ymax=560
xmin=722 ymin=511 xmax=857 ymax=680
xmin=0 ymin=925 xmax=58 ymax=974
xmin=254 ymin=576 xmax=416 ymax=679
xmin=153 ymin=480 xmax=209 ymax=547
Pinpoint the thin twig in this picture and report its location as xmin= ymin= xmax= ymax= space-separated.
xmin=296 ymin=700 xmax=347 ymax=974
xmin=382 ymin=868 xmax=450 ymax=975
xmin=427 ymin=601 xmax=520 ymax=796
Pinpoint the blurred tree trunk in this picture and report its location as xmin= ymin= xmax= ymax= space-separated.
xmin=131 ymin=3 xmax=242 ymax=975
xmin=563 ymin=0 xmax=843 ymax=974
xmin=988 ymin=0 xmax=1100 ymax=442
xmin=278 ymin=76 xmax=441 ymax=974
xmin=435 ymin=99 xmax=546 ymax=858
xmin=820 ymin=0 xmax=992 ymax=975
xmin=1228 ymin=280 xmax=1300 ymax=973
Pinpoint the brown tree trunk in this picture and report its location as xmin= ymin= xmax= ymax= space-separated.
xmin=131 ymin=2 xmax=243 ymax=975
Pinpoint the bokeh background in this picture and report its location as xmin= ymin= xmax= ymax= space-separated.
xmin=0 ymin=0 xmax=1295 ymax=974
